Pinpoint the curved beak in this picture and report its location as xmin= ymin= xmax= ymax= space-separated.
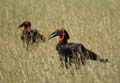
xmin=48 ymin=30 xmax=61 ymax=40
xmin=18 ymin=23 xmax=24 ymax=28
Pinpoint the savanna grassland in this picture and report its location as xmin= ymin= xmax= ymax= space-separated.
xmin=0 ymin=0 xmax=120 ymax=83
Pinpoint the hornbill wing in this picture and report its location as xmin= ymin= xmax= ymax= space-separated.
xmin=76 ymin=44 xmax=109 ymax=62
xmin=57 ymin=43 xmax=80 ymax=57
xmin=30 ymin=30 xmax=46 ymax=42
xmin=58 ymin=45 xmax=73 ymax=56
xmin=66 ymin=43 xmax=108 ymax=63
xmin=86 ymin=49 xmax=108 ymax=62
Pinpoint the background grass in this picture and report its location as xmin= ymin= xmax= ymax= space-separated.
xmin=0 ymin=0 xmax=120 ymax=83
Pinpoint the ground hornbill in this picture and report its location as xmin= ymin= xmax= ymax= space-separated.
xmin=48 ymin=28 xmax=108 ymax=68
xmin=18 ymin=21 xmax=45 ymax=50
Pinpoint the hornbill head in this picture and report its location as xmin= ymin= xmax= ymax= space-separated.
xmin=48 ymin=28 xmax=70 ymax=42
xmin=18 ymin=21 xmax=31 ymax=31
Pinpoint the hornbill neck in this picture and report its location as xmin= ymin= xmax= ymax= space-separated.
xmin=58 ymin=36 xmax=68 ymax=45
xmin=56 ymin=33 xmax=68 ymax=51
xmin=23 ymin=27 xmax=30 ymax=32
xmin=59 ymin=28 xmax=69 ymax=44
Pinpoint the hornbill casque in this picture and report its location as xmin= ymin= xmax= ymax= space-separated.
xmin=18 ymin=21 xmax=45 ymax=50
xmin=48 ymin=28 xmax=108 ymax=68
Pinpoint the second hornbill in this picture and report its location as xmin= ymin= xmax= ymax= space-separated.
xmin=18 ymin=21 xmax=45 ymax=50
xmin=48 ymin=28 xmax=108 ymax=68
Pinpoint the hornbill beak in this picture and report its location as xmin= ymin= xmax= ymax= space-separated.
xmin=18 ymin=23 xmax=24 ymax=28
xmin=48 ymin=30 xmax=61 ymax=40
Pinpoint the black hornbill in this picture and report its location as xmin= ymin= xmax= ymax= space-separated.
xmin=18 ymin=21 xmax=45 ymax=50
xmin=48 ymin=28 xmax=108 ymax=68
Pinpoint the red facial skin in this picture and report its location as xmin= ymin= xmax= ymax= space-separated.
xmin=23 ymin=27 xmax=29 ymax=32
xmin=58 ymin=28 xmax=65 ymax=42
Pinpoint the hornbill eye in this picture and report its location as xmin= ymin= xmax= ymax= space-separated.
xmin=48 ymin=30 xmax=61 ymax=40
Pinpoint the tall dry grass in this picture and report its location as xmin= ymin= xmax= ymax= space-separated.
xmin=0 ymin=0 xmax=120 ymax=83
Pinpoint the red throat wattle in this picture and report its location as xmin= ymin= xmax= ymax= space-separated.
xmin=23 ymin=27 xmax=29 ymax=32
xmin=58 ymin=28 xmax=65 ymax=42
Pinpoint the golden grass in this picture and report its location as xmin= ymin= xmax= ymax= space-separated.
xmin=0 ymin=0 xmax=120 ymax=83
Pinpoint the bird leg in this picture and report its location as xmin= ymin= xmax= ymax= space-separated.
xmin=65 ymin=56 xmax=69 ymax=69
xmin=59 ymin=55 xmax=64 ymax=68
xmin=68 ymin=57 xmax=72 ymax=67
xmin=80 ymin=53 xmax=86 ymax=65
xmin=26 ymin=39 xmax=30 ymax=51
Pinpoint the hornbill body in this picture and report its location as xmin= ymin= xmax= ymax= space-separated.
xmin=18 ymin=21 xmax=45 ymax=50
xmin=48 ymin=28 xmax=108 ymax=68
